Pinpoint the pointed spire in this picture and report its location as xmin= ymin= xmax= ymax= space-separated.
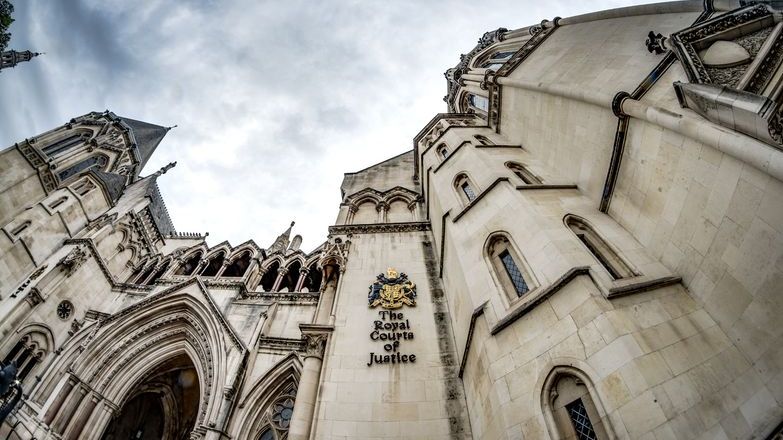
xmin=267 ymin=221 xmax=295 ymax=254
xmin=118 ymin=116 xmax=171 ymax=172
xmin=0 ymin=50 xmax=42 ymax=71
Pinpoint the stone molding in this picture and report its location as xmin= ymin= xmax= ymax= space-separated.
xmin=458 ymin=301 xmax=488 ymax=379
xmin=328 ymin=221 xmax=431 ymax=236
xmin=258 ymin=336 xmax=305 ymax=353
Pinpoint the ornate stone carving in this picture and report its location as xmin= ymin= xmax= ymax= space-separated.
xmin=24 ymin=288 xmax=43 ymax=307
xmin=59 ymin=245 xmax=88 ymax=277
xmin=303 ymin=333 xmax=327 ymax=359
xmin=328 ymin=221 xmax=430 ymax=236
xmin=645 ymin=31 xmax=667 ymax=54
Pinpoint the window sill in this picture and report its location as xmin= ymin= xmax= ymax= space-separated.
xmin=515 ymin=184 xmax=577 ymax=191
xmin=452 ymin=177 xmax=510 ymax=222
xmin=491 ymin=266 xmax=590 ymax=335
xmin=433 ymin=141 xmax=471 ymax=174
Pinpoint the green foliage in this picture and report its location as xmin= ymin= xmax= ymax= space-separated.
xmin=0 ymin=0 xmax=13 ymax=53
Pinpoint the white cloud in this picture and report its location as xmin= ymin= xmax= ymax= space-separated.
xmin=0 ymin=0 xmax=647 ymax=251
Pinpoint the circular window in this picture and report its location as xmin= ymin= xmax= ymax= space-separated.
xmin=57 ymin=301 xmax=73 ymax=320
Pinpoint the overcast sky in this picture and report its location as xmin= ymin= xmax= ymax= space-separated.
xmin=1 ymin=0 xmax=645 ymax=252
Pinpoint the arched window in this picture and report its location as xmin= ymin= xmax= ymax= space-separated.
xmin=134 ymin=261 xmax=158 ymax=284
xmin=200 ymin=252 xmax=226 ymax=277
xmin=506 ymin=161 xmax=542 ymax=184
xmin=467 ymin=94 xmax=489 ymax=113
xmin=223 ymin=251 xmax=251 ymax=277
xmin=145 ymin=260 xmax=171 ymax=285
xmin=302 ymin=263 xmax=322 ymax=293
xmin=175 ymin=252 xmax=202 ymax=276
xmin=127 ymin=259 xmax=148 ymax=282
xmin=564 ymin=215 xmax=634 ymax=280
xmin=454 ymin=173 xmax=478 ymax=205
xmin=260 ymin=261 xmax=281 ymax=292
xmin=57 ymin=154 xmax=109 ymax=182
xmin=3 ymin=331 xmax=50 ymax=385
xmin=41 ymin=133 xmax=89 ymax=158
xmin=279 ymin=261 xmax=302 ymax=292
xmin=486 ymin=234 xmax=536 ymax=299
xmin=258 ymin=427 xmax=275 ymax=440
xmin=474 ymin=135 xmax=493 ymax=146
xmin=480 ymin=50 xmax=515 ymax=70
xmin=542 ymin=367 xmax=611 ymax=440
xmin=436 ymin=144 xmax=449 ymax=159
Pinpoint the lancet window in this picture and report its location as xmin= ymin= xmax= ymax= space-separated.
xmin=302 ymin=263 xmax=322 ymax=293
xmin=57 ymin=154 xmax=108 ymax=182
xmin=223 ymin=251 xmax=252 ymax=277
xmin=260 ymin=261 xmax=281 ymax=292
xmin=279 ymin=260 xmax=302 ymax=292
xmin=175 ymin=252 xmax=202 ymax=276
xmin=145 ymin=260 xmax=171 ymax=285
xmin=486 ymin=233 xmax=536 ymax=300
xmin=543 ymin=368 xmax=610 ymax=440
xmin=564 ymin=215 xmax=634 ymax=280
xmin=200 ymin=252 xmax=226 ymax=277
xmin=506 ymin=162 xmax=542 ymax=184
xmin=41 ymin=133 xmax=87 ymax=158
xmin=437 ymin=144 xmax=449 ymax=159
xmin=3 ymin=331 xmax=49 ymax=385
xmin=454 ymin=173 xmax=477 ymax=205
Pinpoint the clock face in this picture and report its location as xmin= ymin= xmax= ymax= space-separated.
xmin=57 ymin=301 xmax=73 ymax=320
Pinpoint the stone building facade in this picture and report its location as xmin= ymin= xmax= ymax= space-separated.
xmin=1 ymin=1 xmax=783 ymax=439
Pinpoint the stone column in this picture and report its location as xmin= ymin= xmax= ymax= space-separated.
xmin=315 ymin=265 xmax=339 ymax=324
xmin=42 ymin=375 xmax=76 ymax=424
xmin=287 ymin=325 xmax=332 ymax=440
xmin=295 ymin=268 xmax=309 ymax=292
xmin=272 ymin=268 xmax=287 ymax=292
xmin=51 ymin=383 xmax=87 ymax=434
xmin=64 ymin=391 xmax=101 ymax=438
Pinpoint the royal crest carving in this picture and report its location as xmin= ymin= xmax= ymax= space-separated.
xmin=368 ymin=268 xmax=417 ymax=309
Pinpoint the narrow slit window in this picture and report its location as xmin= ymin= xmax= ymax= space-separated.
xmin=565 ymin=215 xmax=634 ymax=279
xmin=461 ymin=182 xmax=476 ymax=202
xmin=499 ymin=250 xmax=529 ymax=296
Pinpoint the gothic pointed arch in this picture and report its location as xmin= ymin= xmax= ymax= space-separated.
xmin=223 ymin=250 xmax=252 ymax=278
xmin=260 ymin=259 xmax=282 ymax=292
xmin=37 ymin=278 xmax=247 ymax=438
xmin=175 ymin=250 xmax=203 ymax=276
xmin=229 ymin=353 xmax=302 ymax=440
xmin=279 ymin=259 xmax=303 ymax=292
xmin=563 ymin=214 xmax=636 ymax=280
xmin=200 ymin=250 xmax=226 ymax=277
xmin=540 ymin=365 xmax=615 ymax=440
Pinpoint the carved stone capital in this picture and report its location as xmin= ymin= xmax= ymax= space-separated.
xmin=24 ymin=288 xmax=44 ymax=307
xmin=300 ymin=324 xmax=333 ymax=360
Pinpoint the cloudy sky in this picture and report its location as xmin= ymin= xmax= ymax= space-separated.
xmin=1 ymin=0 xmax=644 ymax=251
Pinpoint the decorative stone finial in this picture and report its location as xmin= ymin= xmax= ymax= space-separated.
xmin=154 ymin=161 xmax=177 ymax=177
xmin=645 ymin=31 xmax=667 ymax=55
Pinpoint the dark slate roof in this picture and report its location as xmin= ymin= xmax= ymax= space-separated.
xmin=90 ymin=170 xmax=128 ymax=204
xmin=144 ymin=178 xmax=176 ymax=236
xmin=119 ymin=116 xmax=169 ymax=171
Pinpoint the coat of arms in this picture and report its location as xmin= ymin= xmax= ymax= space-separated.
xmin=368 ymin=268 xmax=416 ymax=309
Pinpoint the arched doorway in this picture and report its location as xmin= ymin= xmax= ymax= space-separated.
xmin=101 ymin=354 xmax=200 ymax=440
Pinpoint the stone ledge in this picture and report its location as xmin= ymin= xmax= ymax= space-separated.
xmin=328 ymin=221 xmax=431 ymax=235
xmin=606 ymin=275 xmax=682 ymax=299
xmin=458 ymin=301 xmax=488 ymax=379
xmin=452 ymin=177 xmax=510 ymax=222
xmin=515 ymin=183 xmax=578 ymax=191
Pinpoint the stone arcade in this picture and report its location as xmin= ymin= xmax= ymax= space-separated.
xmin=1 ymin=1 xmax=783 ymax=439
